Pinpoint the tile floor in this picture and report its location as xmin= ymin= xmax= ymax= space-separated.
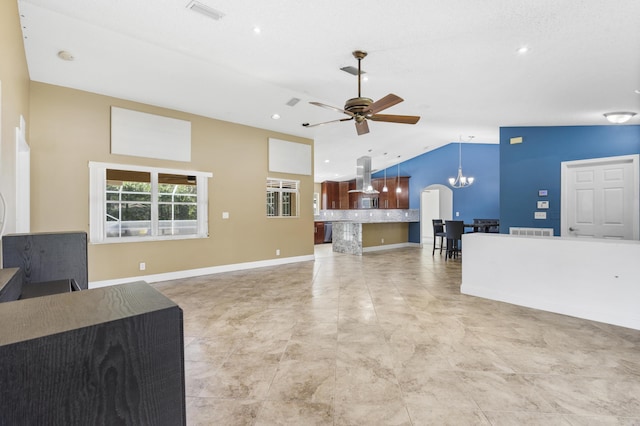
xmin=153 ymin=245 xmax=640 ymax=425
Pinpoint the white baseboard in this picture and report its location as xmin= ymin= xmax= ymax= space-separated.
xmin=89 ymin=254 xmax=315 ymax=289
xmin=362 ymin=242 xmax=420 ymax=253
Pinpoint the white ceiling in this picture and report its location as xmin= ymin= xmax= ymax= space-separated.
xmin=17 ymin=0 xmax=640 ymax=181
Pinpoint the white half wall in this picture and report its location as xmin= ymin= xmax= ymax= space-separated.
xmin=461 ymin=233 xmax=640 ymax=330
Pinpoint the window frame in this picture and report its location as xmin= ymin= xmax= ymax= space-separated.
xmin=89 ymin=162 xmax=212 ymax=244
xmin=266 ymin=178 xmax=300 ymax=218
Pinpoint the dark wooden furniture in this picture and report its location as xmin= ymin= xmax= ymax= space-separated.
xmin=471 ymin=219 xmax=500 ymax=233
xmin=314 ymin=221 xmax=325 ymax=244
xmin=0 ymin=268 xmax=23 ymax=303
xmin=445 ymin=220 xmax=465 ymax=260
xmin=321 ymin=177 xmax=410 ymax=210
xmin=321 ymin=181 xmax=340 ymax=209
xmin=2 ymin=231 xmax=88 ymax=289
xmin=432 ymin=219 xmax=446 ymax=255
xmin=19 ymin=278 xmax=80 ymax=299
xmin=339 ymin=181 xmax=351 ymax=209
xmin=0 ymin=281 xmax=186 ymax=425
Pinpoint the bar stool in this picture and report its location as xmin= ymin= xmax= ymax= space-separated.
xmin=444 ymin=220 xmax=464 ymax=260
xmin=432 ymin=219 xmax=446 ymax=255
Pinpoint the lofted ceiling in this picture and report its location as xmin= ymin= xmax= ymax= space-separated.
xmin=17 ymin=0 xmax=640 ymax=182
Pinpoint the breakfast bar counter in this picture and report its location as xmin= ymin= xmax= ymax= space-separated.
xmin=315 ymin=209 xmax=419 ymax=255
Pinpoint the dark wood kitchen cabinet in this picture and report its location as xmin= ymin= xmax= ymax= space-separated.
xmin=321 ymin=181 xmax=339 ymax=209
xmin=372 ymin=177 xmax=409 ymax=209
xmin=339 ymin=181 xmax=351 ymax=209
xmin=321 ymin=177 xmax=409 ymax=209
xmin=314 ymin=221 xmax=325 ymax=244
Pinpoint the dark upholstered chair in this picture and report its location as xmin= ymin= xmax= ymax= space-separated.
xmin=432 ymin=219 xmax=446 ymax=255
xmin=472 ymin=218 xmax=500 ymax=233
xmin=444 ymin=220 xmax=464 ymax=260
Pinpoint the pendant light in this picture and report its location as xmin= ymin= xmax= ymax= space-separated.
xmin=382 ymin=168 xmax=388 ymax=192
xmin=449 ymin=136 xmax=474 ymax=189
xmin=396 ymin=156 xmax=401 ymax=194
xmin=382 ymin=152 xmax=388 ymax=192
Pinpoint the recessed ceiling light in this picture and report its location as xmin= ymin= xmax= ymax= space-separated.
xmin=253 ymin=26 xmax=261 ymax=34
xmin=517 ymin=46 xmax=529 ymax=54
xmin=362 ymin=76 xmax=369 ymax=82
xmin=635 ymin=89 xmax=640 ymax=94
xmin=57 ymin=50 xmax=74 ymax=61
xmin=324 ymin=159 xmax=330 ymax=163
xmin=271 ymin=113 xmax=280 ymax=120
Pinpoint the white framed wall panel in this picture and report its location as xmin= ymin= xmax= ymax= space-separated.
xmin=268 ymin=138 xmax=311 ymax=176
xmin=111 ymin=107 xmax=191 ymax=162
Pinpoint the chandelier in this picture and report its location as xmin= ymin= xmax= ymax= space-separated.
xmin=449 ymin=136 xmax=474 ymax=189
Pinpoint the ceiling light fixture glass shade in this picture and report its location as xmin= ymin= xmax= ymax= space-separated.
xmin=382 ymin=168 xmax=388 ymax=192
xmin=449 ymin=136 xmax=474 ymax=189
xmin=603 ymin=112 xmax=636 ymax=124
xmin=396 ymin=161 xmax=402 ymax=193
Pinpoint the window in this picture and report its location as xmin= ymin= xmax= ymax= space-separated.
xmin=90 ymin=162 xmax=211 ymax=243
xmin=266 ymin=178 xmax=299 ymax=217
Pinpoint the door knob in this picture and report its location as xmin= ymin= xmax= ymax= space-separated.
xmin=569 ymin=227 xmax=578 ymax=231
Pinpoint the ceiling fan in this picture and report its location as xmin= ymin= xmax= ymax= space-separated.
xmin=302 ymin=50 xmax=420 ymax=136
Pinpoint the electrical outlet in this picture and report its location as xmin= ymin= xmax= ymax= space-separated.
xmin=276 ymin=249 xmax=280 ymax=256
xmin=381 ymin=238 xmax=385 ymax=244
xmin=139 ymin=262 xmax=146 ymax=271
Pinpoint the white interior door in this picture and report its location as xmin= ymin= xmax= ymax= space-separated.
xmin=421 ymin=189 xmax=440 ymax=244
xmin=561 ymin=155 xmax=639 ymax=239
xmin=420 ymin=184 xmax=453 ymax=246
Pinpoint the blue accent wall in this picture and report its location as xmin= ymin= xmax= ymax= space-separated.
xmin=373 ymin=143 xmax=500 ymax=243
xmin=500 ymin=125 xmax=640 ymax=236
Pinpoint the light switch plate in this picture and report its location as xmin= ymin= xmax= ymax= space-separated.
xmin=534 ymin=211 xmax=547 ymax=219
xmin=537 ymin=201 xmax=549 ymax=209
xmin=222 ymin=212 xmax=229 ymax=219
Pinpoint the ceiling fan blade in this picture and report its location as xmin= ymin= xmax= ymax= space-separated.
xmin=302 ymin=117 xmax=353 ymax=128
xmin=369 ymin=114 xmax=421 ymax=124
xmin=367 ymin=94 xmax=403 ymax=114
xmin=355 ymin=119 xmax=370 ymax=135
xmin=309 ymin=101 xmax=354 ymax=116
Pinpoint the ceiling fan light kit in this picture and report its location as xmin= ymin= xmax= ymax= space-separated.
xmin=303 ymin=50 xmax=420 ymax=135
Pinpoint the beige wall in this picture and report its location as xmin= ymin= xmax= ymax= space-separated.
xmin=0 ymin=0 xmax=30 ymax=236
xmin=362 ymin=223 xmax=409 ymax=247
xmin=29 ymin=82 xmax=314 ymax=282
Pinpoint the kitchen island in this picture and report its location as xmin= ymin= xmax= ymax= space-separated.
xmin=315 ymin=209 xmax=420 ymax=255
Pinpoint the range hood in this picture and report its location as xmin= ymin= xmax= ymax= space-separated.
xmin=348 ymin=156 xmax=379 ymax=194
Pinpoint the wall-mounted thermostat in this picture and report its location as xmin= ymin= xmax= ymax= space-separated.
xmin=537 ymin=201 xmax=549 ymax=209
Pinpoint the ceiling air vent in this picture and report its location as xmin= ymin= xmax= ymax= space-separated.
xmin=186 ymin=1 xmax=225 ymax=20
xmin=286 ymin=97 xmax=300 ymax=107
xmin=340 ymin=66 xmax=366 ymax=76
